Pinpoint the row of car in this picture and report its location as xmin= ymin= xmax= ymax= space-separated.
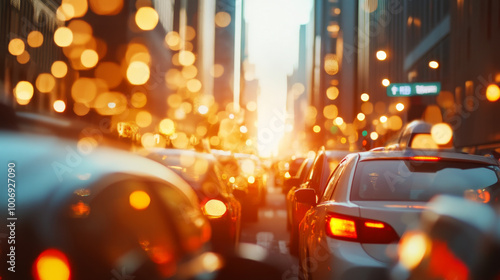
xmin=0 ymin=109 xmax=272 ymax=279
xmin=281 ymin=120 xmax=500 ymax=279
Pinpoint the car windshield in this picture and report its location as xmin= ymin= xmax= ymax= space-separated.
xmin=351 ymin=159 xmax=500 ymax=203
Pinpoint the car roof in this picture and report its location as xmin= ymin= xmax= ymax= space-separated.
xmin=356 ymin=149 xmax=499 ymax=165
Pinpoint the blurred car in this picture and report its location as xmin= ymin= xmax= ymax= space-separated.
xmin=233 ymin=153 xmax=268 ymax=220
xmin=0 ymin=131 xmax=219 ymax=280
xmin=285 ymin=157 xmax=314 ymax=231
xmin=273 ymin=156 xmax=304 ymax=187
xmin=296 ymin=149 xmax=500 ymax=280
xmin=287 ymin=149 xmax=350 ymax=255
xmin=394 ymin=195 xmax=500 ymax=280
xmin=210 ymin=151 xmax=263 ymax=221
xmin=145 ymin=148 xmax=242 ymax=253
xmin=282 ymin=156 xmax=306 ymax=194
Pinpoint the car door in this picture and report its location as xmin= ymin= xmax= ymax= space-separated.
xmin=303 ymin=161 xmax=348 ymax=256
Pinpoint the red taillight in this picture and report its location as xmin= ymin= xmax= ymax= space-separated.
xmin=327 ymin=216 xmax=358 ymax=239
xmin=411 ymin=156 xmax=440 ymax=161
xmin=34 ymin=249 xmax=71 ymax=280
xmin=365 ymin=221 xmax=385 ymax=228
xmin=326 ymin=214 xmax=399 ymax=244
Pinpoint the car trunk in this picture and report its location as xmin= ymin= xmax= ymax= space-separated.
xmin=353 ymin=200 xmax=427 ymax=263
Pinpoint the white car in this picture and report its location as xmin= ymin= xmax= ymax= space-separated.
xmin=296 ymin=149 xmax=500 ymax=280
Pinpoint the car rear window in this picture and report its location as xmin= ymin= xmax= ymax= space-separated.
xmin=350 ymin=159 xmax=500 ymax=203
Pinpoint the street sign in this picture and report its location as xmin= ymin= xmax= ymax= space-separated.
xmin=387 ymin=82 xmax=441 ymax=97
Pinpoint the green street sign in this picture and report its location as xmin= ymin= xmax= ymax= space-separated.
xmin=387 ymin=82 xmax=441 ymax=97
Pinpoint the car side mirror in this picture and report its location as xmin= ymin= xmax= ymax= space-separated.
xmin=295 ymin=188 xmax=316 ymax=206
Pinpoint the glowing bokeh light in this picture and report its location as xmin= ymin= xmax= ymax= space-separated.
xmin=326 ymin=86 xmax=339 ymax=100
xmin=53 ymin=100 xmax=66 ymax=113
xmin=14 ymin=81 xmax=34 ymax=101
xmin=135 ymin=7 xmax=159 ymax=31
xmin=126 ymin=61 xmax=150 ymax=85
xmin=198 ymin=105 xmax=209 ymax=115
xmin=215 ymin=11 xmax=231 ymax=28
xmin=56 ymin=4 xmax=75 ymax=21
xmin=361 ymin=93 xmax=370 ymax=102
xmin=51 ymin=61 xmax=68 ymax=78
xmin=36 ymin=73 xmax=56 ymax=93
xmin=35 ymin=249 xmax=71 ymax=280
xmin=136 ymin=111 xmax=152 ymax=128
xmin=27 ymin=31 xmax=44 ymax=48
xmin=429 ymin=60 xmax=439 ymax=69
xmin=380 ymin=115 xmax=388 ymax=123
xmin=16 ymin=51 xmax=30 ymax=64
xmin=159 ymin=119 xmax=175 ymax=135
xmin=334 ymin=117 xmax=344 ymax=126
xmin=486 ymin=84 xmax=500 ymax=102
xmin=54 ymin=27 xmax=73 ymax=47
xmin=398 ymin=231 xmax=428 ymax=270
xmin=179 ymin=51 xmax=196 ymax=66
xmin=129 ymin=191 xmax=151 ymax=210
xmin=324 ymin=54 xmax=339 ymax=75
xmin=62 ymin=0 xmax=88 ymax=18
xmin=131 ymin=92 xmax=147 ymax=108
xmin=431 ymin=123 xmax=453 ymax=145
xmin=376 ymin=50 xmax=387 ymax=61
xmin=80 ymin=49 xmax=98 ymax=68
xmin=211 ymin=64 xmax=224 ymax=78
xmin=74 ymin=103 xmax=90 ymax=116
xmin=246 ymin=101 xmax=257 ymax=112
xmin=323 ymin=104 xmax=338 ymax=119
xmin=396 ymin=103 xmax=405 ymax=111
xmin=8 ymin=38 xmax=25 ymax=56
xmin=71 ymin=78 xmax=97 ymax=103
xmin=370 ymin=132 xmax=379 ymax=140
xmin=165 ymin=31 xmax=180 ymax=49
xmin=382 ymin=78 xmax=390 ymax=87
xmin=187 ymin=79 xmax=202 ymax=92
xmin=89 ymin=0 xmax=123 ymax=15
xmin=357 ymin=113 xmax=366 ymax=121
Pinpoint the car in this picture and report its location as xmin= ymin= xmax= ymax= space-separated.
xmin=296 ymin=148 xmax=500 ymax=280
xmin=285 ymin=157 xmax=314 ymax=231
xmin=145 ymin=148 xmax=242 ymax=253
xmin=282 ymin=156 xmax=306 ymax=194
xmin=288 ymin=148 xmax=351 ymax=255
xmin=394 ymin=195 xmax=500 ymax=280
xmin=0 ymin=130 xmax=221 ymax=280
